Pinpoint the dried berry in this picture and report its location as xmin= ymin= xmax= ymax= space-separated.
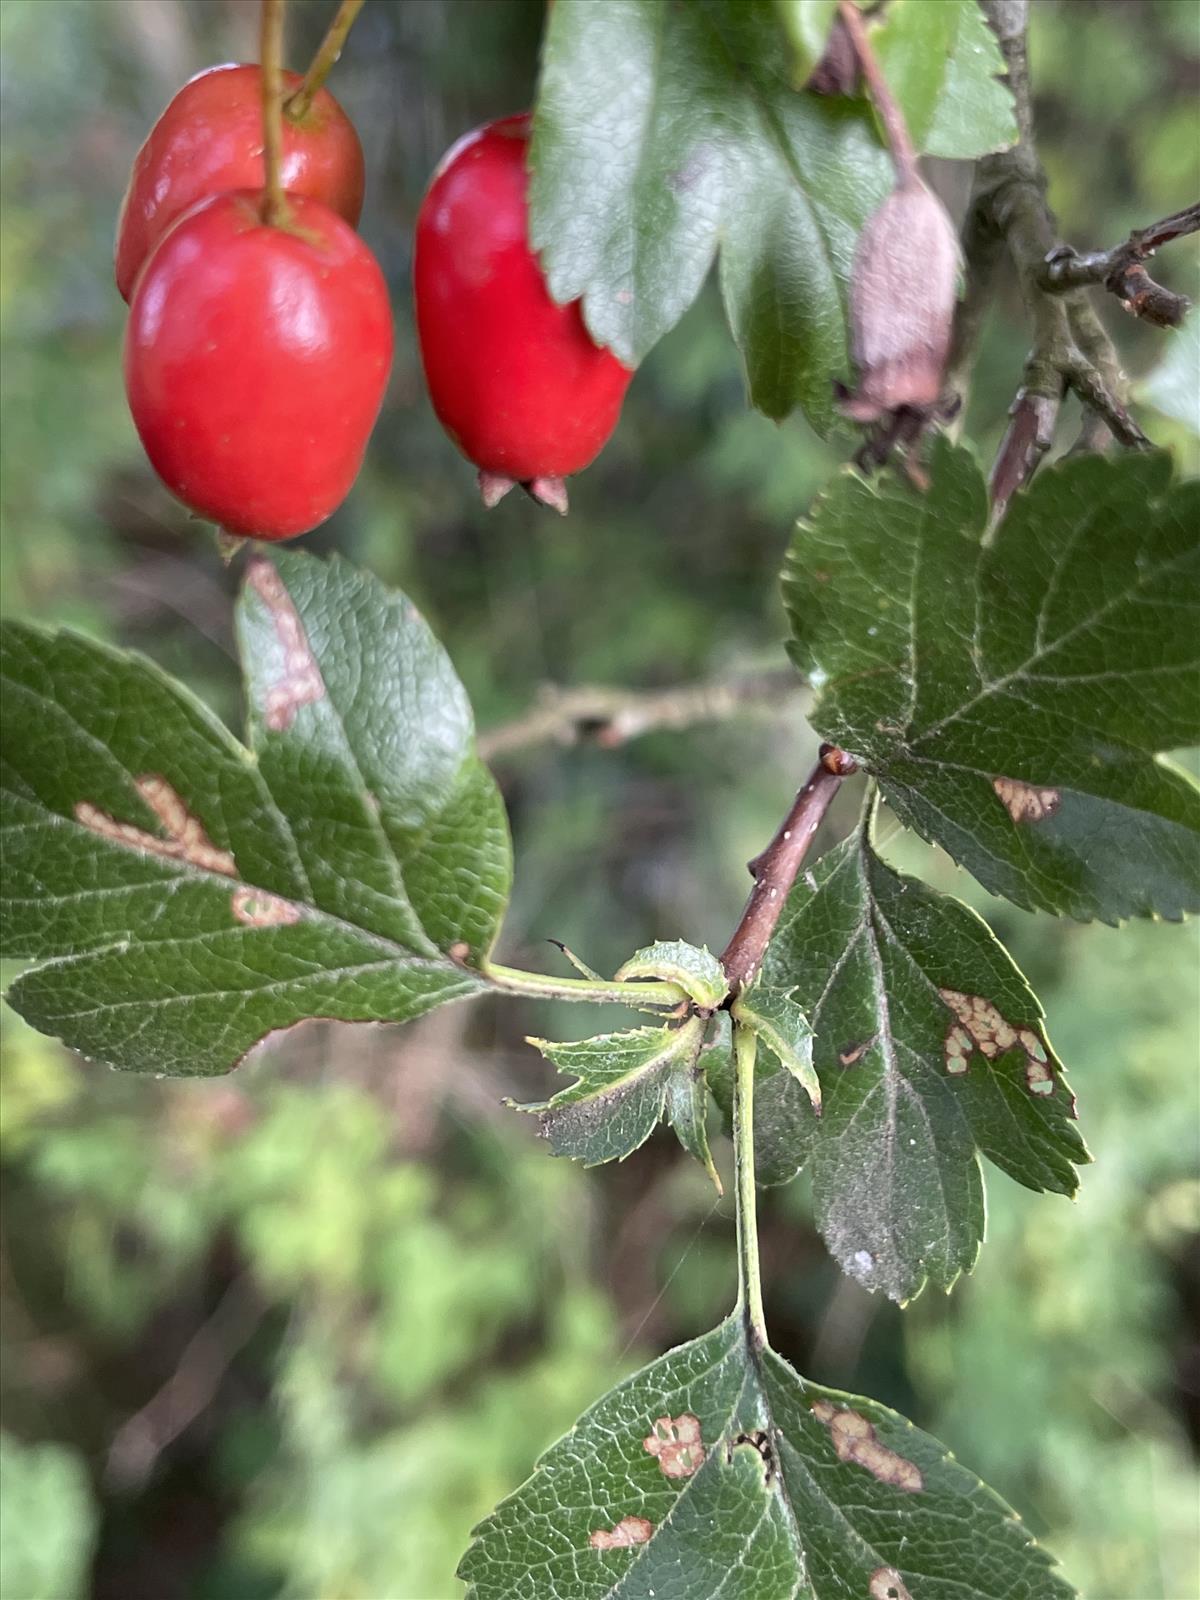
xmin=841 ymin=180 xmax=960 ymax=423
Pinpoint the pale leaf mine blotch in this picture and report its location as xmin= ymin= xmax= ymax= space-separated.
xmin=810 ymin=1400 xmax=924 ymax=1493
xmin=939 ymin=989 xmax=1055 ymax=1096
xmin=589 ymin=1516 xmax=654 ymax=1550
xmin=75 ymin=775 xmax=236 ymax=877
xmin=992 ymin=775 xmax=1061 ymax=824
xmin=642 ymin=1413 xmax=705 ymax=1479
xmin=247 ymin=558 xmax=325 ymax=732
xmin=869 ymin=1567 xmax=914 ymax=1600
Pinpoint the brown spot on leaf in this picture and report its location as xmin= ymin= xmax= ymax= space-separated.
xmin=247 ymin=558 xmax=324 ymax=731
xmin=869 ymin=1568 xmax=913 ymax=1600
xmin=75 ymin=775 xmax=236 ymax=876
xmin=993 ymin=775 xmax=1061 ymax=824
xmin=231 ymin=887 xmax=301 ymax=928
xmin=643 ymin=1413 xmax=705 ymax=1479
xmin=839 ymin=1037 xmax=875 ymax=1068
xmin=938 ymin=990 xmax=1056 ymax=1098
xmin=810 ymin=1401 xmax=923 ymax=1493
xmin=589 ymin=1515 xmax=653 ymax=1550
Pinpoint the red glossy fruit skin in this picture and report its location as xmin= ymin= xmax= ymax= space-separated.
xmin=124 ymin=191 xmax=393 ymax=540
xmin=413 ymin=114 xmax=633 ymax=481
xmin=115 ymin=64 xmax=365 ymax=303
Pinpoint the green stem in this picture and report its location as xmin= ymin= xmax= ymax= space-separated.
xmin=285 ymin=0 xmax=366 ymax=120
xmin=733 ymin=1022 xmax=768 ymax=1348
xmin=483 ymin=960 xmax=688 ymax=1011
xmin=260 ymin=0 xmax=290 ymax=227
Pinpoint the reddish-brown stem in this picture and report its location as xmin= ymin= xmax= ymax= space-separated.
xmin=260 ymin=0 xmax=290 ymax=227
xmin=836 ymin=0 xmax=918 ymax=187
xmin=719 ymin=746 xmax=858 ymax=994
xmin=285 ymin=0 xmax=366 ymax=121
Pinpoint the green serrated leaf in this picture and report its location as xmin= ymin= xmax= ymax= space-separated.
xmin=732 ymin=983 xmax=820 ymax=1111
xmin=615 ymin=940 xmax=728 ymax=1009
xmin=773 ymin=0 xmax=839 ymax=83
xmin=1 ymin=552 xmax=512 ymax=1075
xmin=518 ymin=1019 xmax=719 ymax=1181
xmin=531 ymin=0 xmax=893 ymax=430
xmin=784 ymin=442 xmax=1200 ymax=922
xmin=459 ymin=1312 xmax=1075 ymax=1599
xmin=757 ymin=812 xmax=1089 ymax=1301
xmin=872 ymin=0 xmax=1017 ymax=159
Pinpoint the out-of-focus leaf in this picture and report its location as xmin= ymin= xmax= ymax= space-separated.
xmin=1137 ymin=314 xmax=1200 ymax=436
xmin=0 ymin=1434 xmax=97 ymax=1600
xmin=773 ymin=0 xmax=840 ymax=83
xmin=1 ymin=552 xmax=512 ymax=1074
xmin=459 ymin=1312 xmax=1075 ymax=1599
xmin=784 ymin=443 xmax=1200 ymax=921
xmin=873 ymin=0 xmax=1017 ymax=158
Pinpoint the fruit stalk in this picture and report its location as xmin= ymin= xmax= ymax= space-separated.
xmin=286 ymin=0 xmax=366 ymax=122
xmin=260 ymin=0 xmax=290 ymax=226
xmin=836 ymin=0 xmax=917 ymax=188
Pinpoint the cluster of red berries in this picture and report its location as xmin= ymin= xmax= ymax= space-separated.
xmin=118 ymin=64 xmax=392 ymax=542
xmin=119 ymin=61 xmax=631 ymax=542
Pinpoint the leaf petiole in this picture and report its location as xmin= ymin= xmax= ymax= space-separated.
xmin=482 ymin=959 xmax=689 ymax=1012
xmin=733 ymin=1021 xmax=768 ymax=1349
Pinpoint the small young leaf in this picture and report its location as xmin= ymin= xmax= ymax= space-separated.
xmin=872 ymin=0 xmax=1017 ymax=159
xmin=784 ymin=443 xmax=1200 ymax=922
xmin=615 ymin=940 xmax=728 ymax=1009
xmin=759 ymin=815 xmax=1089 ymax=1302
xmin=731 ymin=984 xmax=821 ymax=1112
xmin=518 ymin=1018 xmax=720 ymax=1187
xmin=458 ymin=1312 xmax=1075 ymax=1599
xmin=1 ymin=552 xmax=512 ymax=1075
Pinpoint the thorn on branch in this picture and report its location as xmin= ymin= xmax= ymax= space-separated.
xmin=988 ymin=387 xmax=1060 ymax=524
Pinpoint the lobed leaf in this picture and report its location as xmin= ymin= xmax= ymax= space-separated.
xmin=517 ymin=1018 xmax=721 ymax=1188
xmin=459 ymin=1311 xmax=1075 ymax=1599
xmin=530 ymin=0 xmax=893 ymax=431
xmin=531 ymin=0 xmax=1014 ymax=431
xmin=759 ymin=814 xmax=1089 ymax=1302
xmin=784 ymin=443 xmax=1200 ymax=922
xmin=872 ymin=0 xmax=1017 ymax=159
xmin=1 ymin=551 xmax=512 ymax=1075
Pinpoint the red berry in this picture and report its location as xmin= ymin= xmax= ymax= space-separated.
xmin=115 ymin=64 xmax=365 ymax=303
xmin=413 ymin=114 xmax=632 ymax=512
xmin=124 ymin=191 xmax=393 ymax=541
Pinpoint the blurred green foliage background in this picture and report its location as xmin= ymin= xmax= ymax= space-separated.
xmin=1 ymin=2 xmax=1198 ymax=1597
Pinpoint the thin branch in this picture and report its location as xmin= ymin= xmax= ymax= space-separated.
xmin=106 ymin=1277 xmax=266 ymax=1489
xmin=476 ymin=668 xmax=803 ymax=762
xmin=957 ymin=0 xmax=1152 ymax=512
xmin=719 ymin=746 xmax=857 ymax=995
xmin=1040 ymin=202 xmax=1199 ymax=328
